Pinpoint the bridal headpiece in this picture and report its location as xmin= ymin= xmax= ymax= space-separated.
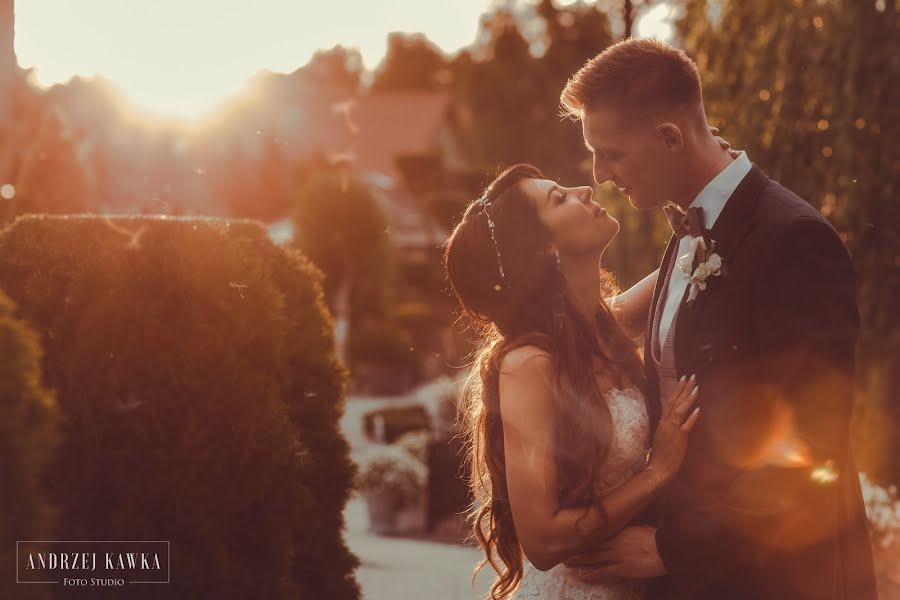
xmin=479 ymin=193 xmax=506 ymax=291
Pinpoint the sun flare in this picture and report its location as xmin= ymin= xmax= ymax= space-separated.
xmin=13 ymin=0 xmax=483 ymax=118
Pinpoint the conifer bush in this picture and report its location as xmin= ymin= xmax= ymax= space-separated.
xmin=0 ymin=290 xmax=58 ymax=600
xmin=0 ymin=215 xmax=359 ymax=599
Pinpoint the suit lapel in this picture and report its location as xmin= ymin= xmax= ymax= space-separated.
xmin=673 ymin=164 xmax=770 ymax=366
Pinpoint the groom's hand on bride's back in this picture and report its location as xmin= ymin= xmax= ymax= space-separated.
xmin=564 ymin=525 xmax=667 ymax=583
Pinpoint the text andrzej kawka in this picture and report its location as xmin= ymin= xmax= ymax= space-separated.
xmin=25 ymin=550 xmax=163 ymax=571
xmin=17 ymin=541 xmax=170 ymax=585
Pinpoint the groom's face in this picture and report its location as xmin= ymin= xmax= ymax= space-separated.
xmin=582 ymin=106 xmax=672 ymax=211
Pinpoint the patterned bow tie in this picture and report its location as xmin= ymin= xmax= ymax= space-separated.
xmin=664 ymin=205 xmax=706 ymax=239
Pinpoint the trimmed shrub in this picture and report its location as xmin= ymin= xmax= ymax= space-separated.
xmin=250 ymin=224 xmax=361 ymax=599
xmin=0 ymin=215 xmax=359 ymax=599
xmin=0 ymin=290 xmax=59 ymax=600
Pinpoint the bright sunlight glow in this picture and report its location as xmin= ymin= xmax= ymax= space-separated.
xmin=634 ymin=3 xmax=679 ymax=41
xmin=14 ymin=0 xmax=484 ymax=119
xmin=14 ymin=1 xmax=677 ymax=119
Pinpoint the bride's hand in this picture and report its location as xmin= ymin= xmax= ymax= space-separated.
xmin=647 ymin=375 xmax=701 ymax=485
xmin=710 ymin=126 xmax=740 ymax=158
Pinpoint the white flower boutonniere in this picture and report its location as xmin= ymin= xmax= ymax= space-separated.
xmin=677 ymin=237 xmax=724 ymax=304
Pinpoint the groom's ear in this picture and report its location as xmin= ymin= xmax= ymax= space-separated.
xmin=657 ymin=123 xmax=684 ymax=151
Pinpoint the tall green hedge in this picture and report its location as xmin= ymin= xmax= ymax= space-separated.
xmin=0 ymin=215 xmax=359 ymax=599
xmin=251 ymin=227 xmax=360 ymax=599
xmin=0 ymin=290 xmax=59 ymax=600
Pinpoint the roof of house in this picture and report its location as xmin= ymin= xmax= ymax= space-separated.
xmin=282 ymin=91 xmax=451 ymax=182
xmin=342 ymin=92 xmax=450 ymax=178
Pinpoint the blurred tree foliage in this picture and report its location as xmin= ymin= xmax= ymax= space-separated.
xmin=212 ymin=135 xmax=291 ymax=222
xmin=291 ymin=171 xmax=427 ymax=389
xmin=0 ymin=290 xmax=58 ymax=600
xmin=370 ymin=1 xmax=672 ymax=283
xmin=371 ymin=0 xmax=897 ymax=480
xmin=303 ymin=45 xmax=365 ymax=92
xmin=371 ymin=33 xmax=451 ymax=92
xmin=292 ymin=171 xmax=393 ymax=319
xmin=5 ymin=110 xmax=94 ymax=221
xmin=449 ymin=0 xmax=615 ymax=186
xmin=676 ymin=0 xmax=899 ymax=482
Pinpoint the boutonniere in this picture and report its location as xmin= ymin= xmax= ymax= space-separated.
xmin=677 ymin=236 xmax=724 ymax=304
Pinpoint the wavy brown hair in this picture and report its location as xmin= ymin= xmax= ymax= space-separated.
xmin=443 ymin=164 xmax=649 ymax=599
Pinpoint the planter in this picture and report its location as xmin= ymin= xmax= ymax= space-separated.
xmin=395 ymin=493 xmax=427 ymax=535
xmin=364 ymin=490 xmax=400 ymax=535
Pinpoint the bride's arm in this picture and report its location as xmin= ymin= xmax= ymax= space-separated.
xmin=605 ymin=269 xmax=659 ymax=339
xmin=498 ymin=346 xmax=695 ymax=572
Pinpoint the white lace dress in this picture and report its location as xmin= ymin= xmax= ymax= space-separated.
xmin=513 ymin=387 xmax=650 ymax=600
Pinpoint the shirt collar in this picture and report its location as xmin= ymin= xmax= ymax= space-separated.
xmin=688 ymin=151 xmax=752 ymax=229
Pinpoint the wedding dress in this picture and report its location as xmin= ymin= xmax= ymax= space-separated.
xmin=513 ymin=387 xmax=650 ymax=600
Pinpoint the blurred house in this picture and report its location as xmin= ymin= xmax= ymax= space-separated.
xmin=256 ymin=87 xmax=458 ymax=254
xmin=40 ymin=61 xmax=458 ymax=256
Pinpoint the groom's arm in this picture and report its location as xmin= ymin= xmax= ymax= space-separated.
xmin=653 ymin=216 xmax=859 ymax=586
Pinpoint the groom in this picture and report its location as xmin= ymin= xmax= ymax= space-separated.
xmin=560 ymin=39 xmax=877 ymax=599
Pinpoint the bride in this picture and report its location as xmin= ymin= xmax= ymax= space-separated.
xmin=443 ymin=164 xmax=700 ymax=599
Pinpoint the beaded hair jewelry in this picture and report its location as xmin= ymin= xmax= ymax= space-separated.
xmin=479 ymin=194 xmax=562 ymax=293
xmin=479 ymin=194 xmax=506 ymax=292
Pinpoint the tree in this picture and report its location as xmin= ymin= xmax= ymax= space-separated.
xmin=450 ymin=2 xmax=616 ymax=183
xmin=446 ymin=2 xmax=673 ymax=283
xmin=7 ymin=110 xmax=94 ymax=220
xmin=676 ymin=0 xmax=899 ymax=482
xmin=255 ymin=136 xmax=291 ymax=222
xmin=302 ymin=45 xmax=364 ymax=93
xmin=371 ymin=33 xmax=451 ymax=92
xmin=89 ymin=136 xmax=115 ymax=210
xmin=292 ymin=171 xmax=393 ymax=339
xmin=0 ymin=291 xmax=58 ymax=600
xmin=450 ymin=9 xmax=538 ymax=169
xmin=209 ymin=139 xmax=259 ymax=219
xmin=291 ymin=171 xmax=428 ymax=390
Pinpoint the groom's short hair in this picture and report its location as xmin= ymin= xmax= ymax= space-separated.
xmin=560 ymin=38 xmax=702 ymax=122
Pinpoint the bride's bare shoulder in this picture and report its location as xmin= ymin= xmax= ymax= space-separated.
xmin=498 ymin=345 xmax=556 ymax=418
xmin=499 ymin=345 xmax=554 ymax=377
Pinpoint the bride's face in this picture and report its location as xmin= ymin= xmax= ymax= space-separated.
xmin=520 ymin=178 xmax=619 ymax=257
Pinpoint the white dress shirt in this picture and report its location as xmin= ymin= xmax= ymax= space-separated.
xmin=656 ymin=151 xmax=752 ymax=349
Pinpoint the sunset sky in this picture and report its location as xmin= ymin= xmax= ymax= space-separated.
xmin=14 ymin=0 xmax=676 ymax=118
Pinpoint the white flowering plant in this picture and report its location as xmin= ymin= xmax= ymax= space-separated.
xmin=356 ymin=444 xmax=427 ymax=509
xmin=860 ymin=472 xmax=900 ymax=549
xmin=394 ymin=430 xmax=431 ymax=463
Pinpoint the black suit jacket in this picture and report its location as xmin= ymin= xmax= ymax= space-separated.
xmin=644 ymin=165 xmax=877 ymax=600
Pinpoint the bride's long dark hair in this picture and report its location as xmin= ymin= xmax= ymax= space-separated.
xmin=443 ymin=164 xmax=649 ymax=599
